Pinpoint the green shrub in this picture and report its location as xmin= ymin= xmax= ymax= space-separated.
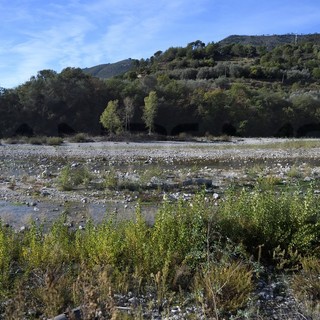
xmin=0 ymin=223 xmax=16 ymax=298
xmin=69 ymin=133 xmax=92 ymax=143
xmin=216 ymin=183 xmax=320 ymax=262
xmin=2 ymin=184 xmax=320 ymax=317
xmin=104 ymin=168 xmax=119 ymax=190
xmin=57 ymin=165 xmax=92 ymax=191
xmin=28 ymin=136 xmax=46 ymax=145
xmin=46 ymin=136 xmax=64 ymax=146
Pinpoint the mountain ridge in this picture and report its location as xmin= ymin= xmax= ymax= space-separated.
xmin=82 ymin=33 xmax=320 ymax=79
xmin=82 ymin=58 xmax=134 ymax=79
xmin=218 ymin=33 xmax=320 ymax=48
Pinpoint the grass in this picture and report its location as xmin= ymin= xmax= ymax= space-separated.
xmin=291 ymin=257 xmax=320 ymax=318
xmin=0 ymin=181 xmax=320 ymax=318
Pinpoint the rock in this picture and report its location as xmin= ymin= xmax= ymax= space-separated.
xmin=49 ymin=307 xmax=82 ymax=320
xmin=41 ymin=169 xmax=50 ymax=178
xmin=128 ymin=297 xmax=138 ymax=306
xmin=41 ymin=189 xmax=50 ymax=196
xmin=182 ymin=179 xmax=193 ymax=186
xmin=71 ymin=162 xmax=80 ymax=168
xmin=213 ymin=192 xmax=220 ymax=200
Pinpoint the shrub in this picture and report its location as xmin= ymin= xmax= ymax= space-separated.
xmin=46 ymin=137 xmax=64 ymax=146
xmin=216 ymin=183 xmax=320 ymax=262
xmin=57 ymin=165 xmax=92 ymax=191
xmin=28 ymin=136 xmax=47 ymax=145
xmin=0 ymin=223 xmax=16 ymax=298
xmin=69 ymin=133 xmax=93 ymax=143
xmin=104 ymin=168 xmax=119 ymax=190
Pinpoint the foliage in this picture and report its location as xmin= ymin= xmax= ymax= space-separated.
xmin=291 ymin=257 xmax=320 ymax=318
xmin=57 ymin=165 xmax=92 ymax=191
xmin=194 ymin=261 xmax=253 ymax=317
xmin=142 ymin=91 xmax=158 ymax=134
xmin=68 ymin=133 xmax=93 ymax=143
xmin=216 ymin=182 xmax=320 ymax=262
xmin=2 ymin=37 xmax=320 ymax=138
xmin=100 ymin=100 xmax=123 ymax=134
xmin=1 ymin=181 xmax=320 ymax=316
xmin=46 ymin=136 xmax=64 ymax=145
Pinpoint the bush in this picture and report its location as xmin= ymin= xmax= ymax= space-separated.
xmin=68 ymin=133 xmax=93 ymax=143
xmin=1 ymin=183 xmax=320 ymax=317
xmin=216 ymin=183 xmax=320 ymax=262
xmin=57 ymin=165 xmax=92 ymax=191
xmin=46 ymin=137 xmax=64 ymax=146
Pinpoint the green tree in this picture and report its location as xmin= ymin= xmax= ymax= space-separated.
xmin=100 ymin=100 xmax=122 ymax=134
xmin=143 ymin=91 xmax=158 ymax=134
xmin=123 ymin=96 xmax=135 ymax=131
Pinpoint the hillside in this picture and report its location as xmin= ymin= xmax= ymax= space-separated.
xmin=1 ymin=33 xmax=320 ymax=138
xmin=82 ymin=58 xmax=134 ymax=79
xmin=219 ymin=33 xmax=320 ymax=49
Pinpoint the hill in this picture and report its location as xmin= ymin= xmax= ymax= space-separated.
xmin=218 ymin=33 xmax=320 ymax=49
xmin=2 ymin=33 xmax=320 ymax=139
xmin=82 ymin=58 xmax=134 ymax=79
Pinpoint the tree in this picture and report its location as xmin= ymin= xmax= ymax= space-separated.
xmin=100 ymin=100 xmax=122 ymax=134
xmin=143 ymin=91 xmax=158 ymax=134
xmin=123 ymin=96 xmax=135 ymax=131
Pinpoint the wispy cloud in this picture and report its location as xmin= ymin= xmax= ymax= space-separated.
xmin=1 ymin=0 xmax=320 ymax=88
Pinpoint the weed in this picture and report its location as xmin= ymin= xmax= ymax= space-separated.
xmin=216 ymin=182 xmax=320 ymax=262
xmin=194 ymin=261 xmax=253 ymax=317
xmin=139 ymin=165 xmax=163 ymax=185
xmin=28 ymin=136 xmax=47 ymax=145
xmin=69 ymin=133 xmax=93 ymax=143
xmin=287 ymin=165 xmax=302 ymax=179
xmin=46 ymin=136 xmax=64 ymax=146
xmin=1 ymin=183 xmax=320 ymax=317
xmin=104 ymin=168 xmax=119 ymax=190
xmin=291 ymin=257 xmax=320 ymax=318
xmin=57 ymin=164 xmax=92 ymax=191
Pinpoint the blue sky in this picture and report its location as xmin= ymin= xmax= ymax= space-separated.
xmin=1 ymin=0 xmax=320 ymax=88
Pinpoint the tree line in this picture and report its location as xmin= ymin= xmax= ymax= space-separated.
xmin=1 ymin=39 xmax=320 ymax=138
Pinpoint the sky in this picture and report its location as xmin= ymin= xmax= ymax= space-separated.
xmin=1 ymin=0 xmax=320 ymax=89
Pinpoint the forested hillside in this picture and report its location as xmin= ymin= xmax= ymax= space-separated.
xmin=1 ymin=34 xmax=320 ymax=138
xmin=82 ymin=59 xmax=133 ymax=79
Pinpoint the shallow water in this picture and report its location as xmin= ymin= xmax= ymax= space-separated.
xmin=0 ymin=199 xmax=158 ymax=230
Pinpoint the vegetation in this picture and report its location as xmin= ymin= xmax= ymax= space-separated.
xmin=142 ymin=91 xmax=158 ymax=134
xmin=2 ymin=34 xmax=320 ymax=138
xmin=100 ymin=100 xmax=123 ymax=134
xmin=0 ymin=181 xmax=320 ymax=318
xmin=58 ymin=165 xmax=92 ymax=191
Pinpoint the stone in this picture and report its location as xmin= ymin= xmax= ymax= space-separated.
xmin=81 ymin=198 xmax=88 ymax=203
xmin=41 ymin=189 xmax=50 ymax=196
xmin=213 ymin=192 xmax=220 ymax=200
